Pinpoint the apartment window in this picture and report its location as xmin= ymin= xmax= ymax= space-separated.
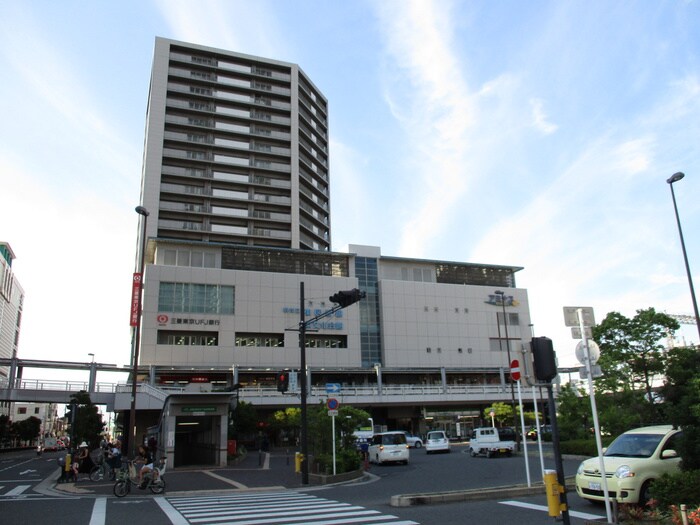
xmin=497 ymin=312 xmax=520 ymax=327
xmin=158 ymin=331 xmax=218 ymax=346
xmin=158 ymin=282 xmax=234 ymax=314
xmin=489 ymin=339 xmax=512 ymax=353
xmin=235 ymin=333 xmax=284 ymax=347
xmin=18 ymin=407 xmax=27 ymax=414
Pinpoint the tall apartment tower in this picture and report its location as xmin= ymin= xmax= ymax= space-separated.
xmin=138 ymin=37 xmax=331 ymax=251
xmin=0 ymin=242 xmax=24 ymax=417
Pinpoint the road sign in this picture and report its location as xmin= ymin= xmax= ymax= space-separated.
xmin=288 ymin=370 xmax=298 ymax=392
xmin=326 ymin=383 xmax=341 ymax=394
xmin=575 ymin=340 xmax=601 ymax=365
xmin=510 ymin=359 xmax=521 ymax=381
xmin=563 ymin=306 xmax=595 ymax=327
xmin=326 ymin=398 xmax=339 ymax=410
xmin=571 ymin=326 xmax=593 ymax=339
xmin=327 ymin=409 xmax=339 ymax=417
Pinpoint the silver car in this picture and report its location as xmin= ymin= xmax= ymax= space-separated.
xmin=425 ymin=430 xmax=450 ymax=454
xmin=368 ymin=431 xmax=410 ymax=465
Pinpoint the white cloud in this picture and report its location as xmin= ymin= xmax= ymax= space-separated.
xmin=530 ymin=98 xmax=558 ymax=135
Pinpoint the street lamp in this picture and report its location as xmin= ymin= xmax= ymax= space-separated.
xmin=129 ymin=205 xmax=149 ymax=457
xmin=666 ymin=172 xmax=700 ymax=342
xmin=495 ymin=290 xmax=520 ymax=450
xmin=88 ymin=353 xmax=95 ymax=363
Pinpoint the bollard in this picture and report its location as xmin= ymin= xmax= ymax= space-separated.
xmin=544 ymin=469 xmax=564 ymax=517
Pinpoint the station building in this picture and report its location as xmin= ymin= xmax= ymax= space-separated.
xmin=129 ymin=38 xmax=537 ymax=466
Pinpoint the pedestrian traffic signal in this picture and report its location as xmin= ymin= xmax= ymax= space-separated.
xmin=532 ymin=337 xmax=558 ymax=381
xmin=276 ymin=371 xmax=289 ymax=392
xmin=329 ymin=288 xmax=366 ymax=308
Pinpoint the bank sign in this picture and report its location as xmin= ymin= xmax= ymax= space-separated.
xmin=282 ymin=307 xmax=344 ymax=330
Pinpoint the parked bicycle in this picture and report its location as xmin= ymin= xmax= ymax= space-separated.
xmin=113 ymin=457 xmax=166 ymax=497
xmin=89 ymin=455 xmax=115 ymax=481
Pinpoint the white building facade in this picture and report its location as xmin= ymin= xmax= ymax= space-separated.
xmin=0 ymin=243 xmax=24 ymax=418
xmin=133 ymin=40 xmax=537 ymax=453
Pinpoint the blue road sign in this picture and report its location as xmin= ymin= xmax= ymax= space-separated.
xmin=326 ymin=383 xmax=341 ymax=394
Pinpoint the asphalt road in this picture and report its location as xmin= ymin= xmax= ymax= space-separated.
xmin=0 ymin=445 xmax=612 ymax=524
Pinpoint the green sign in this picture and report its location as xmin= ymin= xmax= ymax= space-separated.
xmin=182 ymin=406 xmax=217 ymax=413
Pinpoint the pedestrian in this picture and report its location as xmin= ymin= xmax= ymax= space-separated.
xmin=77 ymin=441 xmax=90 ymax=474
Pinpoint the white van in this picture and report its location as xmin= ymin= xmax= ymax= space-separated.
xmin=368 ymin=431 xmax=409 ymax=465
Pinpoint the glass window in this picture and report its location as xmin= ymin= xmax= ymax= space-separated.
xmin=177 ymin=250 xmax=190 ymax=266
xmin=163 ymin=250 xmax=177 ymax=265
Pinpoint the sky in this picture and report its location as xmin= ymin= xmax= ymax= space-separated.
xmin=1 ymin=0 xmax=699 ymax=385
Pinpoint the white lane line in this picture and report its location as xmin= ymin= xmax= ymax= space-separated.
xmin=89 ymin=497 xmax=107 ymax=525
xmin=5 ymin=485 xmax=31 ymax=496
xmin=499 ymin=500 xmax=605 ymax=520
xmin=155 ymin=496 xmax=190 ymax=525
xmin=202 ymin=470 xmax=248 ymax=489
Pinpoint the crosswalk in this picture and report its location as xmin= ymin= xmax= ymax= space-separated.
xmin=0 ymin=484 xmax=31 ymax=496
xmin=165 ymin=491 xmax=419 ymax=525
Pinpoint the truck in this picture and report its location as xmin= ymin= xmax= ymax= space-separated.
xmin=468 ymin=427 xmax=516 ymax=458
xmin=43 ymin=437 xmax=58 ymax=452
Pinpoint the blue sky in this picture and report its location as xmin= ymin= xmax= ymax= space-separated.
xmin=1 ymin=0 xmax=699 ymax=382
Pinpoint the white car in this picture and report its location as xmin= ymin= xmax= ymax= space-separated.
xmin=368 ymin=431 xmax=410 ymax=465
xmin=575 ymin=425 xmax=682 ymax=505
xmin=399 ymin=431 xmax=424 ymax=448
xmin=425 ymin=430 xmax=450 ymax=454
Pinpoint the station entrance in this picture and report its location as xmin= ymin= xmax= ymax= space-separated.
xmin=158 ymin=393 xmax=232 ymax=468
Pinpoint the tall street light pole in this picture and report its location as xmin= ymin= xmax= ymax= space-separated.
xmin=495 ymin=290 xmax=520 ymax=451
xmin=129 ymin=205 xmax=149 ymax=457
xmin=666 ymin=172 xmax=700 ymax=342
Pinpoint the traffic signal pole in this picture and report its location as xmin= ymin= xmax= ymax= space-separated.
xmin=299 ymin=282 xmax=309 ymax=485
xmin=297 ymin=284 xmax=365 ymax=485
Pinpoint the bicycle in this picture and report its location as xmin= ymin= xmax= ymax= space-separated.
xmin=89 ymin=454 xmax=115 ymax=481
xmin=113 ymin=457 xmax=166 ymax=497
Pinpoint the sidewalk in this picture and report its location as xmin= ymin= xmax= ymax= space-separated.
xmin=52 ymin=450 xmax=327 ymax=497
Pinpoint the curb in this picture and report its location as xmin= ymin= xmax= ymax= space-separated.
xmin=390 ymin=476 xmax=577 ymax=507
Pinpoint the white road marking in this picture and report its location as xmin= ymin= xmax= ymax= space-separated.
xmin=5 ymin=485 xmax=31 ymax=496
xmin=499 ymin=500 xmax=605 ymax=520
xmin=202 ymin=470 xmax=248 ymax=489
xmin=155 ymin=496 xmax=190 ymax=525
xmin=89 ymin=497 xmax=107 ymax=525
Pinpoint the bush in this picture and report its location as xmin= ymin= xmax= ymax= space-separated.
xmin=313 ymin=449 xmax=361 ymax=475
xmin=649 ymin=470 xmax=700 ymax=510
xmin=559 ymin=438 xmax=614 ymax=456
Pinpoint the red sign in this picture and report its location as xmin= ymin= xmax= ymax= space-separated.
xmin=130 ymin=273 xmax=142 ymax=327
xmin=326 ymin=398 xmax=339 ymax=410
xmin=510 ymin=359 xmax=521 ymax=381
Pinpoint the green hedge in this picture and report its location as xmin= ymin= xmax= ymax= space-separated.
xmin=559 ymin=438 xmax=615 ymax=456
xmin=649 ymin=470 xmax=700 ymax=510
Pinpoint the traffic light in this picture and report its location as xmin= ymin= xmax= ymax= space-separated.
xmin=532 ymin=337 xmax=558 ymax=381
xmin=329 ymin=288 xmax=366 ymax=308
xmin=276 ymin=371 xmax=289 ymax=393
xmin=65 ymin=401 xmax=78 ymax=426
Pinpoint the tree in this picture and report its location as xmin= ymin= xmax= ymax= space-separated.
xmin=0 ymin=415 xmax=11 ymax=445
xmin=593 ymin=308 xmax=678 ymax=423
xmin=69 ymin=391 xmax=104 ymax=448
xmin=554 ymin=383 xmax=591 ymax=440
xmin=483 ymin=402 xmax=513 ymax=427
xmin=659 ymin=345 xmax=700 ymax=470
xmin=229 ymin=400 xmax=258 ymax=441
xmin=12 ymin=416 xmax=41 ymax=443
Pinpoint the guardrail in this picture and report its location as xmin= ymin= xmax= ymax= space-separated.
xmin=2 ymin=378 xmax=515 ymax=405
